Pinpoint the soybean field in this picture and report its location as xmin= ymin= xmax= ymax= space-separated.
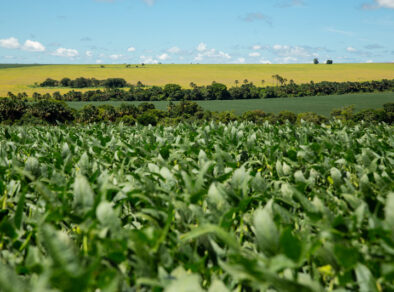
xmin=0 ymin=122 xmax=393 ymax=291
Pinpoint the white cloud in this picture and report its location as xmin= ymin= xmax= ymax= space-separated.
xmin=197 ymin=42 xmax=207 ymax=52
xmin=326 ymin=27 xmax=353 ymax=36
xmin=22 ymin=40 xmax=46 ymax=52
xmin=109 ymin=54 xmax=123 ymax=60
xmin=249 ymin=52 xmax=261 ymax=57
xmin=140 ymin=55 xmax=158 ymax=64
xmin=86 ymin=50 xmax=93 ymax=57
xmin=237 ymin=57 xmax=246 ymax=63
xmin=366 ymin=60 xmax=374 ymax=63
xmin=195 ymin=48 xmax=231 ymax=62
xmin=282 ymin=57 xmax=298 ymax=63
xmin=168 ymin=46 xmax=180 ymax=54
xmin=365 ymin=0 xmax=394 ymax=9
xmin=127 ymin=46 xmax=136 ymax=52
xmin=96 ymin=59 xmax=103 ymax=64
xmin=347 ymin=46 xmax=357 ymax=52
xmin=0 ymin=37 xmax=20 ymax=49
xmin=252 ymin=45 xmax=261 ymax=50
xmin=376 ymin=0 xmax=394 ymax=8
xmin=260 ymin=59 xmax=272 ymax=64
xmin=272 ymin=44 xmax=316 ymax=58
xmin=240 ymin=13 xmax=272 ymax=25
xmin=52 ymin=47 xmax=79 ymax=57
xmin=158 ymin=53 xmax=170 ymax=60
xmin=143 ymin=0 xmax=155 ymax=5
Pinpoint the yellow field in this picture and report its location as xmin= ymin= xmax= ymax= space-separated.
xmin=0 ymin=63 xmax=393 ymax=96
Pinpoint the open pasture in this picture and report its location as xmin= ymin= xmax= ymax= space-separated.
xmin=0 ymin=63 xmax=393 ymax=96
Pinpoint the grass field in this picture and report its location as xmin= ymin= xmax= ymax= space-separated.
xmin=67 ymin=92 xmax=394 ymax=116
xmin=0 ymin=63 xmax=393 ymax=96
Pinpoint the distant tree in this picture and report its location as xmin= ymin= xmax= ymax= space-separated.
xmin=261 ymin=80 xmax=265 ymax=86
xmin=29 ymin=100 xmax=74 ymax=124
xmin=100 ymin=65 xmax=105 ymax=68
xmin=103 ymin=78 xmax=127 ymax=88
xmin=206 ymin=82 xmax=230 ymax=100
xmin=243 ymin=79 xmax=249 ymax=84
xmin=40 ymin=78 xmax=59 ymax=87
xmin=326 ymin=60 xmax=333 ymax=65
xmin=7 ymin=92 xmax=17 ymax=99
xmin=235 ymin=80 xmax=239 ymax=87
xmin=60 ymin=77 xmax=71 ymax=87
xmin=313 ymin=58 xmax=319 ymax=64
xmin=163 ymin=84 xmax=183 ymax=100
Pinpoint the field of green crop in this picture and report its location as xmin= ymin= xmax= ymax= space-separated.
xmin=0 ymin=122 xmax=393 ymax=291
xmin=67 ymin=92 xmax=394 ymax=117
xmin=0 ymin=63 xmax=393 ymax=96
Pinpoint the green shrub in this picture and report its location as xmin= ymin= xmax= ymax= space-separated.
xmin=277 ymin=110 xmax=297 ymax=124
xmin=214 ymin=111 xmax=238 ymax=123
xmin=137 ymin=111 xmax=158 ymax=126
xmin=78 ymin=105 xmax=100 ymax=123
xmin=383 ymin=102 xmax=394 ymax=124
xmin=353 ymin=108 xmax=385 ymax=123
xmin=28 ymin=100 xmax=74 ymax=124
xmin=0 ymin=98 xmax=27 ymax=122
xmin=242 ymin=110 xmax=268 ymax=123
xmin=331 ymin=105 xmax=354 ymax=122
xmin=119 ymin=115 xmax=136 ymax=125
xmin=297 ymin=112 xmax=328 ymax=124
xmin=98 ymin=105 xmax=118 ymax=122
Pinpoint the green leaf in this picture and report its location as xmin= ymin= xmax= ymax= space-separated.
xmin=385 ymin=192 xmax=394 ymax=233
xmin=181 ymin=224 xmax=241 ymax=251
xmin=165 ymin=267 xmax=203 ymax=292
xmin=355 ymin=264 xmax=378 ymax=292
xmin=333 ymin=244 xmax=359 ymax=270
xmin=0 ymin=261 xmax=28 ymax=292
xmin=73 ymin=175 xmax=94 ymax=215
xmin=279 ymin=228 xmax=302 ymax=262
xmin=96 ymin=201 xmax=120 ymax=229
xmin=208 ymin=279 xmax=229 ymax=292
xmin=330 ymin=167 xmax=342 ymax=185
xmin=13 ymin=191 xmax=26 ymax=229
xmin=253 ymin=206 xmax=279 ymax=257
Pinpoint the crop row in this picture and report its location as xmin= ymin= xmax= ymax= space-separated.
xmin=0 ymin=121 xmax=393 ymax=291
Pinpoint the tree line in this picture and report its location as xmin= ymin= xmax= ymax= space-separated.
xmin=0 ymin=97 xmax=392 ymax=126
xmin=28 ymin=78 xmax=394 ymax=102
xmin=39 ymin=77 xmax=128 ymax=88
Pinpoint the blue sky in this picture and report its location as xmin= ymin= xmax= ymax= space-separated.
xmin=0 ymin=0 xmax=393 ymax=64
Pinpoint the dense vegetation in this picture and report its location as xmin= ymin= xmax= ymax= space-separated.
xmin=0 ymin=97 xmax=393 ymax=126
xmin=32 ymin=78 xmax=394 ymax=101
xmin=0 ymin=122 xmax=393 ymax=291
xmin=39 ymin=77 xmax=128 ymax=89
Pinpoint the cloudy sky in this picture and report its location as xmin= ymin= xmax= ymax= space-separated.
xmin=0 ymin=0 xmax=393 ymax=64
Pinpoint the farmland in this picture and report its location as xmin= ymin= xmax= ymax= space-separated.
xmin=0 ymin=63 xmax=393 ymax=96
xmin=0 ymin=122 xmax=393 ymax=291
xmin=67 ymin=92 xmax=394 ymax=117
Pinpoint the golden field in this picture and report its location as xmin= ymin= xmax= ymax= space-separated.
xmin=0 ymin=63 xmax=393 ymax=96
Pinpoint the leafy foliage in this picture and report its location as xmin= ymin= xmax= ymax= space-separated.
xmin=0 ymin=121 xmax=393 ymax=291
xmin=35 ymin=78 xmax=394 ymax=101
